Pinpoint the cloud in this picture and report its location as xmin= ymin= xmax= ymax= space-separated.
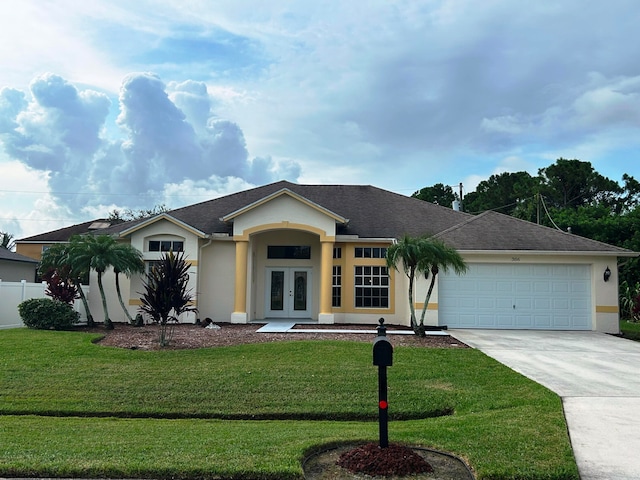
xmin=0 ymin=72 xmax=301 ymax=224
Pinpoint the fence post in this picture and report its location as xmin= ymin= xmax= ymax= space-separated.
xmin=20 ymin=280 xmax=27 ymax=302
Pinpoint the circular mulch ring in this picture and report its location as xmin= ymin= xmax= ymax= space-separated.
xmin=303 ymin=442 xmax=475 ymax=479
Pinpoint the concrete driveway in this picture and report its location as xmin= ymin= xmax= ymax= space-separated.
xmin=449 ymin=329 xmax=640 ymax=480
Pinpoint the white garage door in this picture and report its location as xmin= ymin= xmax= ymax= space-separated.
xmin=439 ymin=264 xmax=591 ymax=330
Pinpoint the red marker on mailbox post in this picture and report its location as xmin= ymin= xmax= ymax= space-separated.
xmin=372 ymin=318 xmax=393 ymax=448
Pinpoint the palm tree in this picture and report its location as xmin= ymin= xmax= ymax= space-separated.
xmin=67 ymin=234 xmax=125 ymax=329
xmin=415 ymin=238 xmax=467 ymax=334
xmin=40 ymin=243 xmax=94 ymax=326
xmin=0 ymin=231 xmax=15 ymax=250
xmin=111 ymin=243 xmax=144 ymax=323
xmin=386 ymin=236 xmax=467 ymax=336
xmin=385 ymin=236 xmax=423 ymax=333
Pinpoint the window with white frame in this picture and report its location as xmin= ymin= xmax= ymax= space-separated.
xmin=332 ymin=265 xmax=342 ymax=307
xmin=145 ymin=260 xmax=163 ymax=275
xmin=148 ymin=240 xmax=184 ymax=252
xmin=354 ymin=247 xmax=387 ymax=258
xmin=354 ymin=265 xmax=389 ymax=308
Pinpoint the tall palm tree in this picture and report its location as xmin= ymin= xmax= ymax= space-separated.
xmin=385 ymin=235 xmax=423 ymax=333
xmin=39 ymin=242 xmax=94 ymax=326
xmin=111 ymin=243 xmax=144 ymax=323
xmin=68 ymin=234 xmax=123 ymax=329
xmin=415 ymin=238 xmax=467 ymax=333
xmin=386 ymin=236 xmax=467 ymax=336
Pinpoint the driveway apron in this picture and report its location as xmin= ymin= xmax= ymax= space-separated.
xmin=449 ymin=329 xmax=640 ymax=480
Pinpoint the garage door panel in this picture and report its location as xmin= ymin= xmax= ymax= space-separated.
xmin=534 ymin=315 xmax=552 ymax=327
xmin=440 ymin=263 xmax=591 ymax=330
xmin=496 ymin=315 xmax=515 ymax=327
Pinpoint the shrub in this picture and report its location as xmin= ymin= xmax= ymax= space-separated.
xmin=18 ymin=298 xmax=80 ymax=330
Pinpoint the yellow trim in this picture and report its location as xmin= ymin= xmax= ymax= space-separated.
xmin=130 ymin=299 xmax=198 ymax=307
xmin=336 ymin=242 xmax=395 ymax=315
xmin=415 ymin=302 xmax=438 ymax=310
xmin=319 ymin=241 xmax=333 ymax=315
xmin=596 ymin=305 xmax=619 ymax=313
xmin=234 ymin=240 xmax=249 ymax=314
xmin=187 ymin=260 xmax=198 ymax=267
xmin=235 ymin=222 xmax=336 ymax=242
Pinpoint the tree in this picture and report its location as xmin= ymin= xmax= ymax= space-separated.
xmin=42 ymin=267 xmax=79 ymax=305
xmin=412 ymin=183 xmax=456 ymax=207
xmin=40 ymin=243 xmax=94 ymax=326
xmin=538 ymin=158 xmax=622 ymax=209
xmin=0 ymin=231 xmax=15 ymax=250
xmin=463 ymin=171 xmax=537 ymax=217
xmin=111 ymin=243 xmax=145 ymax=324
xmin=108 ymin=204 xmax=169 ymax=222
xmin=139 ymin=250 xmax=197 ymax=347
xmin=386 ymin=236 xmax=467 ymax=336
xmin=68 ymin=234 xmax=132 ymax=330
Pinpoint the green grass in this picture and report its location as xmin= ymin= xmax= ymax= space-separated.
xmin=620 ymin=320 xmax=640 ymax=341
xmin=0 ymin=328 xmax=579 ymax=479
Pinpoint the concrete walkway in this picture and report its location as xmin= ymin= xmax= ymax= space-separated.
xmin=449 ymin=329 xmax=640 ymax=480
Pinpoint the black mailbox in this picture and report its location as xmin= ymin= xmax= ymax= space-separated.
xmin=373 ymin=320 xmax=393 ymax=367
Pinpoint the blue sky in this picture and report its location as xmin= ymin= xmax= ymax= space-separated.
xmin=1 ymin=0 xmax=639 ymax=238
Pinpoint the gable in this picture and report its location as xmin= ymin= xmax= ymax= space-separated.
xmin=225 ymin=191 xmax=345 ymax=238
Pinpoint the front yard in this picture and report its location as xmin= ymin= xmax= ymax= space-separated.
xmin=0 ymin=328 xmax=579 ymax=479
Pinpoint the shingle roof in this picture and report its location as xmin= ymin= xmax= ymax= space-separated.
xmin=435 ymin=210 xmax=633 ymax=253
xmin=18 ymin=181 xmax=635 ymax=255
xmin=17 ymin=219 xmax=119 ymax=242
xmin=0 ymin=249 xmax=39 ymax=264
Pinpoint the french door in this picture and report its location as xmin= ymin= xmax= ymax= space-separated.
xmin=265 ymin=268 xmax=312 ymax=318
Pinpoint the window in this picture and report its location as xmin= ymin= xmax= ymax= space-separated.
xmin=333 ymin=247 xmax=342 ymax=259
xmin=149 ymin=240 xmax=183 ymax=252
xmin=332 ymin=266 xmax=342 ymax=307
xmin=267 ymin=246 xmax=311 ymax=259
xmin=354 ymin=266 xmax=389 ymax=308
xmin=354 ymin=247 xmax=387 ymax=258
xmin=145 ymin=260 xmax=163 ymax=275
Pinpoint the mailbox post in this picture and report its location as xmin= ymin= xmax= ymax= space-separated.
xmin=372 ymin=318 xmax=393 ymax=448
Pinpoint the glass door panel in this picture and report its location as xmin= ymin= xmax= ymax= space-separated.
xmin=293 ymin=271 xmax=307 ymax=311
xmin=266 ymin=268 xmax=311 ymax=318
xmin=270 ymin=271 xmax=284 ymax=311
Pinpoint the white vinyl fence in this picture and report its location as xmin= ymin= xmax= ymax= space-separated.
xmin=0 ymin=280 xmax=90 ymax=329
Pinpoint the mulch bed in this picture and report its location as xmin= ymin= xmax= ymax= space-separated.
xmin=79 ymin=322 xmax=469 ymax=350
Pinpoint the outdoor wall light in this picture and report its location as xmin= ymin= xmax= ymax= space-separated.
xmin=604 ymin=266 xmax=612 ymax=282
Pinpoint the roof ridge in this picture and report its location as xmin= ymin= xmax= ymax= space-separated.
xmin=434 ymin=210 xmax=490 ymax=238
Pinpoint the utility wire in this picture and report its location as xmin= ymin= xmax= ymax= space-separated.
xmin=539 ymin=195 xmax=563 ymax=231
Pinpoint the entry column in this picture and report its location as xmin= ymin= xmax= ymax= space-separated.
xmin=318 ymin=240 xmax=335 ymax=324
xmin=232 ymin=239 xmax=248 ymax=323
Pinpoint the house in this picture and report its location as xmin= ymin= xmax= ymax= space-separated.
xmin=16 ymin=181 xmax=637 ymax=332
xmin=0 ymin=248 xmax=39 ymax=282
xmin=15 ymin=218 xmax=117 ymax=262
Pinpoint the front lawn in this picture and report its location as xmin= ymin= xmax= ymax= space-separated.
xmin=0 ymin=328 xmax=578 ymax=479
xmin=620 ymin=320 xmax=640 ymax=341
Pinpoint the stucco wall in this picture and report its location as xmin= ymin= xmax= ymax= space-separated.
xmin=197 ymin=239 xmax=236 ymax=322
xmin=0 ymin=261 xmax=37 ymax=282
xmin=232 ymin=195 xmax=337 ymax=239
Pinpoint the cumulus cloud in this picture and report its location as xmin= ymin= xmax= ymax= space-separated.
xmin=0 ymin=72 xmax=301 ymax=219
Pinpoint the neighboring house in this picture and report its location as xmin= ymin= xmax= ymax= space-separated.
xmin=0 ymin=249 xmax=39 ymax=282
xmin=15 ymin=219 xmax=117 ymax=262
xmin=16 ymin=181 xmax=638 ymax=332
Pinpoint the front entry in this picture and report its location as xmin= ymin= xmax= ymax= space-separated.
xmin=266 ymin=268 xmax=312 ymax=318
